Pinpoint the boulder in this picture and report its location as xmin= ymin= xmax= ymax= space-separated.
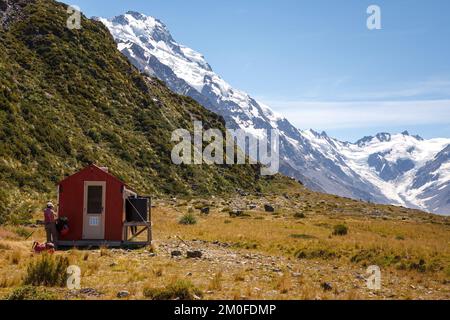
xmin=229 ymin=210 xmax=244 ymax=217
xmin=171 ymin=250 xmax=182 ymax=258
xmin=186 ymin=250 xmax=202 ymax=259
xmin=321 ymin=282 xmax=333 ymax=291
xmin=117 ymin=290 xmax=130 ymax=298
xmin=264 ymin=204 xmax=275 ymax=213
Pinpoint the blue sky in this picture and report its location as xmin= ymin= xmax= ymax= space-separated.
xmin=62 ymin=0 xmax=450 ymax=141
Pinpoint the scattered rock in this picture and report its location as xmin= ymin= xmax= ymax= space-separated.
xmin=171 ymin=250 xmax=182 ymax=258
xmin=236 ymin=188 xmax=249 ymax=196
xmin=200 ymin=207 xmax=210 ymax=215
xmin=355 ymin=273 xmax=365 ymax=280
xmin=117 ymin=290 xmax=130 ymax=298
xmin=79 ymin=288 xmax=102 ymax=296
xmin=109 ymin=262 xmax=117 ymax=267
xmin=187 ymin=250 xmax=202 ymax=259
xmin=321 ymin=282 xmax=333 ymax=291
xmin=248 ymin=204 xmax=257 ymax=210
xmin=230 ymin=210 xmax=244 ymax=217
xmin=264 ymin=204 xmax=275 ymax=213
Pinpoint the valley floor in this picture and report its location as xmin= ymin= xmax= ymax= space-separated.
xmin=0 ymin=182 xmax=449 ymax=300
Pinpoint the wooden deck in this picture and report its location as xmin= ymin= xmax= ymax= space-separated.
xmin=123 ymin=221 xmax=152 ymax=246
xmin=56 ymin=221 xmax=152 ymax=248
xmin=56 ymin=240 xmax=123 ymax=248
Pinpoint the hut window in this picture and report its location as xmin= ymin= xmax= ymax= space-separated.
xmin=87 ymin=186 xmax=103 ymax=214
xmin=89 ymin=216 xmax=100 ymax=226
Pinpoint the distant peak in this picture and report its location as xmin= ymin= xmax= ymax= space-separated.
xmin=108 ymin=11 xmax=174 ymax=44
xmin=375 ymin=132 xmax=391 ymax=142
xmin=123 ymin=11 xmax=167 ymax=27
xmin=125 ymin=11 xmax=146 ymax=20
xmin=355 ymin=131 xmax=427 ymax=147
xmin=401 ymin=130 xmax=424 ymax=141
xmin=355 ymin=132 xmax=391 ymax=146
xmin=355 ymin=135 xmax=373 ymax=147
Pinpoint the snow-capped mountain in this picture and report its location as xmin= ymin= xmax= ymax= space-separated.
xmin=98 ymin=12 xmax=450 ymax=215
xmin=306 ymin=131 xmax=450 ymax=213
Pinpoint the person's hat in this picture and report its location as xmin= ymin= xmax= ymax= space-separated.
xmin=47 ymin=202 xmax=54 ymax=208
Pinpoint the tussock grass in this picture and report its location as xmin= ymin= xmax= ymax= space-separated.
xmin=179 ymin=213 xmax=197 ymax=225
xmin=7 ymin=250 xmax=21 ymax=265
xmin=0 ymin=184 xmax=449 ymax=300
xmin=274 ymin=272 xmax=292 ymax=294
xmin=208 ymin=272 xmax=223 ymax=291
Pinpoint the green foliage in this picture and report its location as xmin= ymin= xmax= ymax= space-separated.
xmin=350 ymin=248 xmax=442 ymax=273
xmin=0 ymin=0 xmax=284 ymax=223
xmin=332 ymin=224 xmax=348 ymax=236
xmin=179 ymin=213 xmax=197 ymax=225
xmin=295 ymin=248 xmax=337 ymax=260
xmin=23 ymin=254 xmax=69 ymax=287
xmin=5 ymin=285 xmax=57 ymax=300
xmin=289 ymin=234 xmax=315 ymax=239
xmin=143 ymin=279 xmax=203 ymax=300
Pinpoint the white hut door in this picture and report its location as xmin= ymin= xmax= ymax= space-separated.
xmin=83 ymin=181 xmax=106 ymax=240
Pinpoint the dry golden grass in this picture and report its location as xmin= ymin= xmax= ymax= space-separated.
xmin=0 ymin=181 xmax=449 ymax=300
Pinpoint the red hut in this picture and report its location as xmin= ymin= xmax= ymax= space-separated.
xmin=56 ymin=164 xmax=151 ymax=247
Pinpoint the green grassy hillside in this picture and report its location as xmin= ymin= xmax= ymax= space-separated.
xmin=0 ymin=0 xmax=279 ymax=223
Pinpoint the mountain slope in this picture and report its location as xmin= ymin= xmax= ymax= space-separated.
xmin=98 ymin=12 xmax=392 ymax=206
xmin=409 ymin=144 xmax=450 ymax=213
xmin=305 ymin=131 xmax=450 ymax=213
xmin=0 ymin=0 xmax=282 ymax=223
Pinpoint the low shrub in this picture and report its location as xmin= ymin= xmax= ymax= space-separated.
xmin=6 ymin=285 xmax=57 ymax=300
xmin=332 ymin=224 xmax=348 ymax=236
xmin=179 ymin=213 xmax=197 ymax=225
xmin=23 ymin=254 xmax=69 ymax=287
xmin=143 ymin=280 xmax=203 ymax=300
xmin=295 ymin=248 xmax=337 ymax=260
xmin=289 ymin=234 xmax=316 ymax=240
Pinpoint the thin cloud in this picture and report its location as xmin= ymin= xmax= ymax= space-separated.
xmin=264 ymin=99 xmax=450 ymax=130
xmin=337 ymin=80 xmax=450 ymax=101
